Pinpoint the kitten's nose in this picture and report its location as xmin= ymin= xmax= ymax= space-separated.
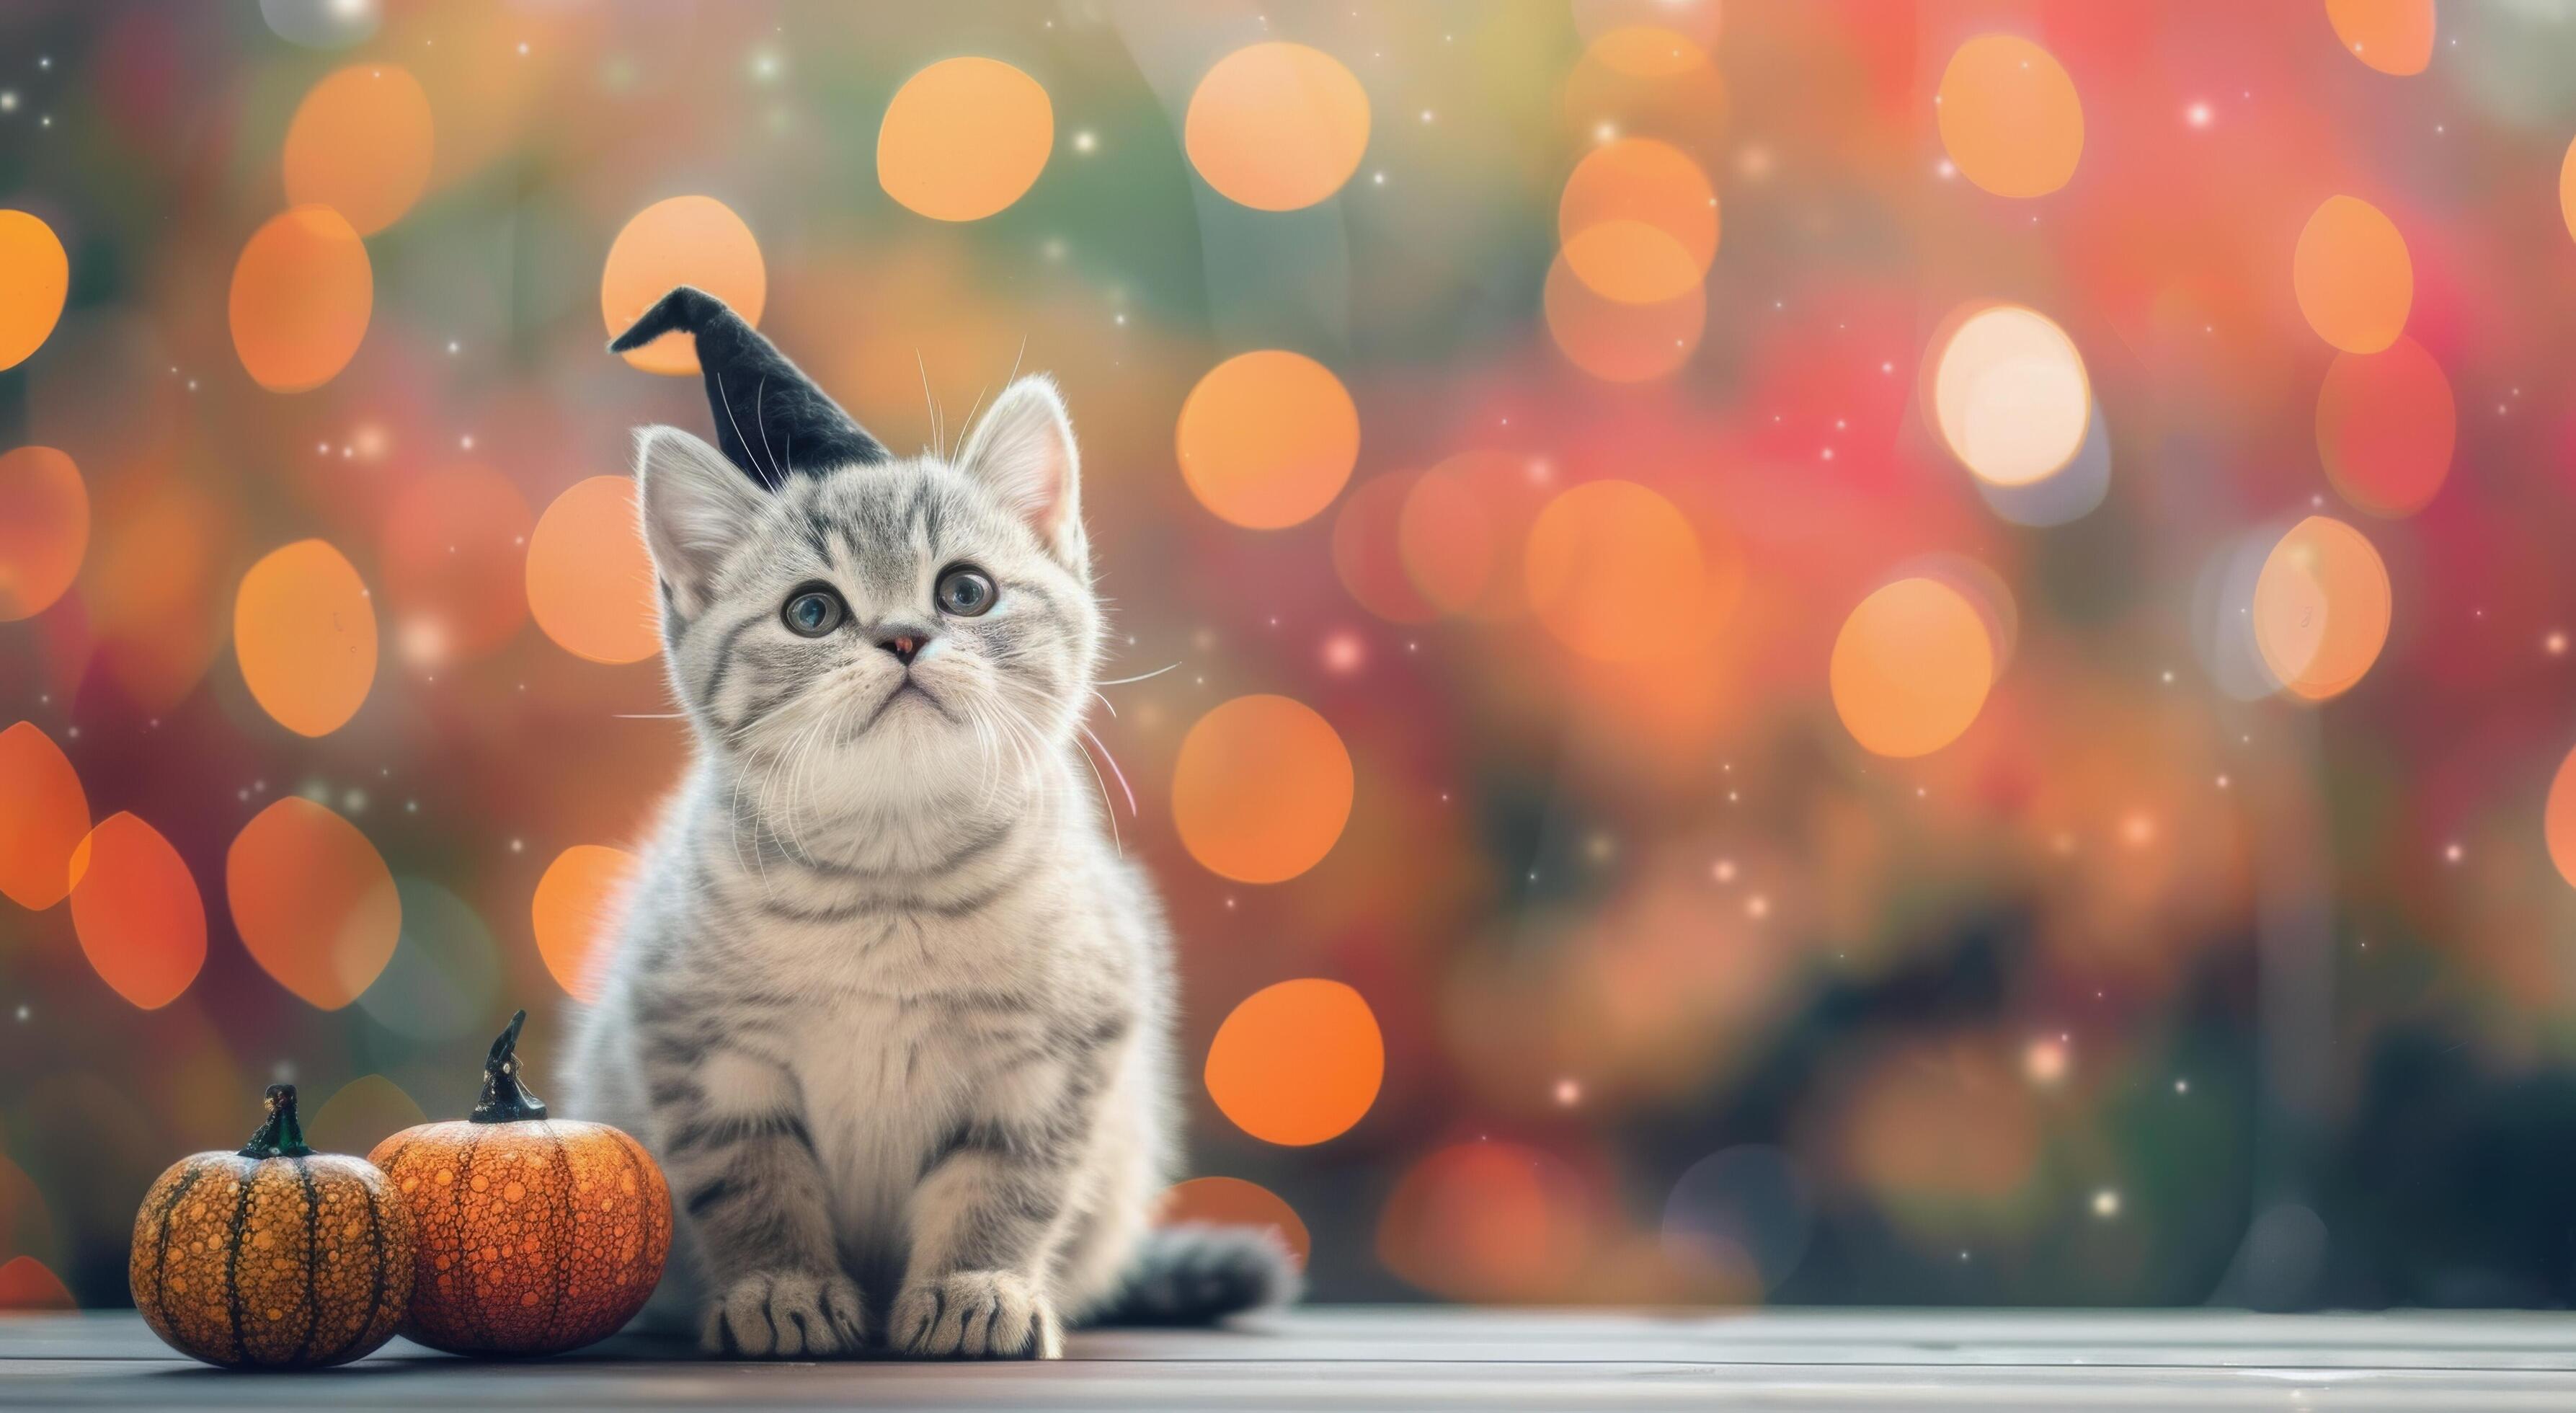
xmin=878 ymin=632 xmax=924 ymax=666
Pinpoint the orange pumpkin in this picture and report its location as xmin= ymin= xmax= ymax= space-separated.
xmin=370 ymin=1010 xmax=671 ymax=1355
xmin=130 ymin=1084 xmax=414 ymax=1368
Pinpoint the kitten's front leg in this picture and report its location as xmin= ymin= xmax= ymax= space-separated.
xmin=890 ymin=1036 xmax=1119 ymax=1360
xmin=645 ymin=1035 xmax=863 ymax=1357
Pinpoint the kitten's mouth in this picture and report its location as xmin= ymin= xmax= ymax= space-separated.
xmin=851 ymin=678 xmax=951 ymax=737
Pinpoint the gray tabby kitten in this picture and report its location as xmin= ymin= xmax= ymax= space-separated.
xmin=567 ymin=288 xmax=1294 ymax=1360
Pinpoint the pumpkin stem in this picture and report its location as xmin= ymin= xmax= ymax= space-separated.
xmin=471 ymin=1009 xmax=550 ymax=1124
xmin=240 ymin=1084 xmax=313 ymax=1159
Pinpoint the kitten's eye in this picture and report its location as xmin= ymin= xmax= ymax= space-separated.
xmin=935 ymin=565 xmax=997 ymax=617
xmin=781 ymin=586 xmax=845 ymax=637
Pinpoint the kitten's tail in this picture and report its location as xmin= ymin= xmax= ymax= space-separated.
xmin=1088 ymin=1224 xmax=1302 ymax=1326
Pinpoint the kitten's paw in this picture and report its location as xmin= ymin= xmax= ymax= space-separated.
xmin=700 ymin=1269 xmax=868 ymax=1358
xmin=889 ymin=1270 xmax=1061 ymax=1360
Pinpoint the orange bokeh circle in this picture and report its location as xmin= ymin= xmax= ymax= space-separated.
xmin=2293 ymin=195 xmax=2411 ymax=355
xmin=1936 ymin=35 xmax=2084 ymax=199
xmin=2252 ymin=515 xmax=2391 ymax=701
xmin=1172 ymin=694 xmax=1354 ymax=885
xmin=0 ymin=211 xmax=68 ymax=371
xmin=878 ymin=58 xmax=1053 ymax=222
xmin=234 ymin=539 xmax=378 ymax=737
xmin=1184 ymin=43 xmax=1371 ymax=212
xmin=1157 ymin=1177 xmax=1312 ymax=1268
xmin=1830 ymin=577 xmax=1997 ymax=758
xmin=1377 ymin=1140 xmax=1593 ymax=1301
xmin=1543 ymin=252 xmax=1703 ymax=382
xmin=283 ymin=63 xmax=435 ymax=235
xmin=68 ymin=812 xmax=205 ymax=1011
xmin=1176 ymin=351 xmax=1359 ymax=530
xmin=1524 ymin=480 xmax=1704 ymax=663
xmin=2327 ymin=0 xmax=2435 ymax=76
xmin=526 ymin=476 xmax=659 ymax=665
xmin=1204 ymin=978 xmax=1384 ymax=1146
xmin=533 ymin=843 xmax=638 ymax=1003
xmin=2547 ymin=743 xmax=2576 ymax=890
xmin=1558 ymin=138 xmax=1717 ymax=305
xmin=2316 ymin=336 xmax=2452 ymax=518
xmin=226 ymin=797 xmax=400 ymax=1010
xmin=0 ymin=722 xmax=87 ymax=911
xmin=229 ymin=206 xmax=373 ymax=393
xmin=381 ymin=462 xmax=533 ymax=663
xmin=600 ymin=195 xmax=766 ymax=376
xmin=1331 ymin=470 xmax=1438 ymax=624
xmin=0 ymin=446 xmax=88 ymax=621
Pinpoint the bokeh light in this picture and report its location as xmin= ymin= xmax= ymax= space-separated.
xmin=0 ymin=1257 xmax=74 ymax=1313
xmin=2252 ymin=515 xmax=2391 ymax=701
xmin=67 ymin=812 xmax=205 ymax=1011
xmin=1929 ymin=304 xmax=2091 ymax=488
xmin=2293 ymin=195 xmax=2412 ymax=354
xmin=1523 ymin=480 xmax=1705 ymax=663
xmin=1558 ymin=138 xmax=1718 ymax=304
xmin=225 ymin=797 xmax=400 ymax=1011
xmin=82 ymin=476 xmax=232 ymax=713
xmin=1378 ymin=1141 xmax=1593 ymax=1301
xmin=0 ymin=722 xmax=87 ymax=911
xmin=260 ymin=0 xmax=378 ymax=50
xmin=1542 ymin=252 xmax=1704 ymax=382
xmin=1396 ymin=451 xmax=1547 ymax=621
xmin=600 ymin=195 xmax=766 ymax=376
xmin=1662 ymin=1146 xmax=1812 ymax=1295
xmin=1330 ymin=470 xmax=1438 ymax=624
xmin=1176 ymin=351 xmax=1359 ymax=530
xmin=0 ymin=211 xmax=68 ymax=371
xmin=877 ymin=58 xmax=1052 ymax=222
xmin=0 ymin=446 xmax=88 ymax=621
xmin=1204 ymin=978 xmax=1384 ymax=1146
xmin=233 ymin=539 xmax=378 ymax=737
xmin=1172 ymin=694 xmax=1354 ymax=885
xmin=2315 ymin=336 xmax=2453 ymax=518
xmin=533 ymin=843 xmax=637 ymax=1003
xmin=1157 ymin=1177 xmax=1311 ymax=1268
xmin=355 ymin=877 xmax=499 ymax=1042
xmin=2327 ymin=0 xmax=2435 ymax=76
xmin=1184 ymin=43 xmax=1370 ymax=212
xmin=228 ymin=205 xmax=372 ymax=393
xmin=525 ymin=475 xmax=658 ymax=665
xmin=1572 ymin=0 xmax=1722 ymax=50
xmin=1936 ymin=36 xmax=2084 ymax=199
xmin=2548 ymin=743 xmax=2576 ymax=891
xmin=380 ymin=461 xmax=533 ymax=664
xmin=1837 ymin=1042 xmax=2041 ymax=1228
xmin=2563 ymin=136 xmax=2576 ymax=247
xmin=281 ymin=63 xmax=435 ymax=235
xmin=1830 ymin=577 xmax=1997 ymax=758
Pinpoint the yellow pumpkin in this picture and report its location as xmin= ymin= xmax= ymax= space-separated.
xmin=370 ymin=1010 xmax=671 ymax=1355
xmin=130 ymin=1084 xmax=414 ymax=1368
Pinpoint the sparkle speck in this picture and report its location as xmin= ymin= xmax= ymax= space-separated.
xmin=2092 ymin=1189 xmax=2121 ymax=1218
xmin=2444 ymin=843 xmax=2463 ymax=864
xmin=1553 ymin=1078 xmax=1581 ymax=1107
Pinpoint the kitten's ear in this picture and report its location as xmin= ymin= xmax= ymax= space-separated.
xmin=954 ymin=375 xmax=1084 ymax=567
xmin=635 ymin=425 xmax=768 ymax=616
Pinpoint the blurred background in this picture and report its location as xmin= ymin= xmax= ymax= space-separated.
xmin=4 ymin=0 xmax=2576 ymax=1314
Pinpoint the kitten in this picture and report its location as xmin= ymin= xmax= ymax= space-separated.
xmin=567 ymin=288 xmax=1295 ymax=1359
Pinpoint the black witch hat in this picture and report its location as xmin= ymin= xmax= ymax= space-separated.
xmin=608 ymin=285 xmax=888 ymax=490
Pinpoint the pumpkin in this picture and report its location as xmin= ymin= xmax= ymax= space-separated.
xmin=129 ymin=1084 xmax=414 ymax=1369
xmin=370 ymin=1010 xmax=671 ymax=1356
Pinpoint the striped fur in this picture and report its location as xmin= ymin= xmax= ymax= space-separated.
xmin=567 ymin=379 xmax=1277 ymax=1360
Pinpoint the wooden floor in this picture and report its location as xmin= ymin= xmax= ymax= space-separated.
xmin=5 ymin=1308 xmax=2576 ymax=1409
